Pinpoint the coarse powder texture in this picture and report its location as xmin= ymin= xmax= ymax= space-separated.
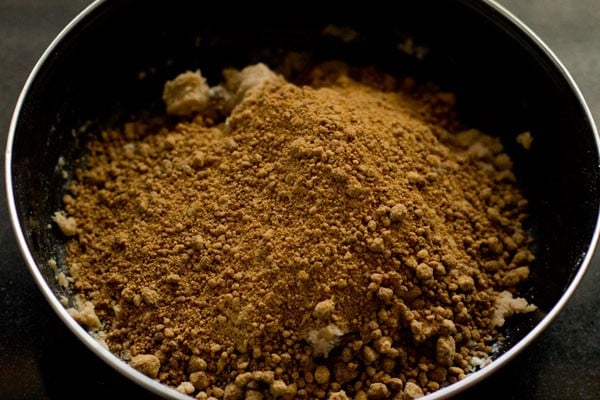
xmin=59 ymin=62 xmax=535 ymax=399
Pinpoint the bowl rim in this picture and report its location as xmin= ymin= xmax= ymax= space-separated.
xmin=4 ymin=0 xmax=600 ymax=399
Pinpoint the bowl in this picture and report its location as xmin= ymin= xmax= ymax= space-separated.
xmin=5 ymin=0 xmax=599 ymax=399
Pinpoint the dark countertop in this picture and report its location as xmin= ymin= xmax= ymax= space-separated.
xmin=1 ymin=1 xmax=598 ymax=399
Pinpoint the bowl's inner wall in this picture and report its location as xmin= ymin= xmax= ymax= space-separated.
xmin=10 ymin=0 xmax=599 ymax=358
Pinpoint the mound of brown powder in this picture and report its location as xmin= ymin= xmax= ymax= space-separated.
xmin=57 ymin=62 xmax=536 ymax=399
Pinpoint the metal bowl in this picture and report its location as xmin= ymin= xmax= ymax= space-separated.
xmin=6 ymin=0 xmax=599 ymax=398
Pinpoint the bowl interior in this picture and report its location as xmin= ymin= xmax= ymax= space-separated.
xmin=8 ymin=0 xmax=599 ymax=397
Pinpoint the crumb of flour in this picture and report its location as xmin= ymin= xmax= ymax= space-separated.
xmin=52 ymin=210 xmax=77 ymax=236
xmin=516 ymin=131 xmax=533 ymax=150
xmin=492 ymin=290 xmax=537 ymax=327
xmin=67 ymin=295 xmax=101 ymax=331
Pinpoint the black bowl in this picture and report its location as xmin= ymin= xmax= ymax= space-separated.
xmin=6 ymin=0 xmax=599 ymax=398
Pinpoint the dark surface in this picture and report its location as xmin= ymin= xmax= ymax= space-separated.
xmin=1 ymin=1 xmax=599 ymax=399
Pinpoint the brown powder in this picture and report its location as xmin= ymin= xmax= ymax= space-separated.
xmin=59 ymin=62 xmax=535 ymax=399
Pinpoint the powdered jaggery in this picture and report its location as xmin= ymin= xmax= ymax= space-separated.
xmin=57 ymin=61 xmax=536 ymax=399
